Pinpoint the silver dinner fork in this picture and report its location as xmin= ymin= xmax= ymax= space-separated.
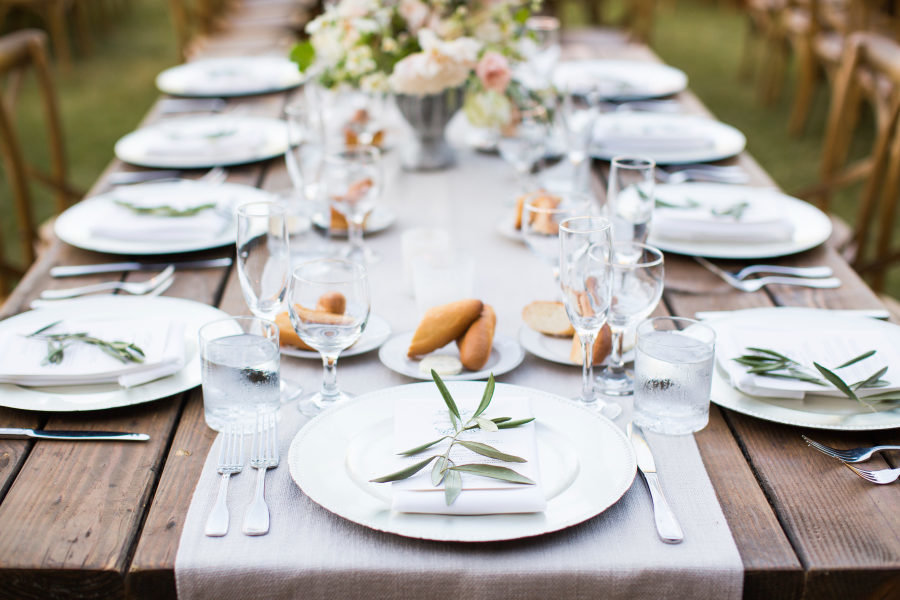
xmin=656 ymin=166 xmax=750 ymax=185
xmin=242 ymin=411 xmax=279 ymax=536
xmin=734 ymin=264 xmax=834 ymax=280
xmin=694 ymin=257 xmax=842 ymax=292
xmin=205 ymin=423 xmax=244 ymax=537
xmin=39 ymin=265 xmax=175 ymax=299
xmin=842 ymin=463 xmax=900 ymax=484
xmin=802 ymin=435 xmax=900 ymax=463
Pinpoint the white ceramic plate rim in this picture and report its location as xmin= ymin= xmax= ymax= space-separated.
xmin=590 ymin=113 xmax=746 ymax=164
xmin=288 ymin=381 xmax=637 ymax=542
xmin=114 ymin=116 xmax=289 ymax=169
xmin=378 ymin=332 xmax=525 ymax=381
xmin=554 ymin=59 xmax=688 ymax=100
xmin=54 ymin=181 xmax=272 ymax=256
xmin=647 ymin=183 xmax=833 ymax=259
xmin=155 ymin=56 xmax=305 ymax=97
xmin=281 ymin=314 xmax=392 ymax=359
xmin=707 ymin=307 xmax=900 ymax=430
xmin=311 ymin=205 xmax=397 ymax=237
xmin=0 ymin=296 xmax=228 ymax=412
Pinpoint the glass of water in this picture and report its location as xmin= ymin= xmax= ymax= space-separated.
xmin=633 ymin=317 xmax=716 ymax=435
xmin=199 ymin=316 xmax=280 ymax=431
xmin=607 ymin=156 xmax=655 ymax=246
xmin=289 ymin=258 xmax=370 ymax=416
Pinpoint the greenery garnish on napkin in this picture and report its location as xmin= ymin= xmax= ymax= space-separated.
xmin=27 ymin=321 xmax=145 ymax=366
xmin=654 ymin=194 xmax=749 ymax=220
xmin=114 ymin=198 xmax=217 ymax=217
xmin=371 ymin=371 xmax=536 ymax=506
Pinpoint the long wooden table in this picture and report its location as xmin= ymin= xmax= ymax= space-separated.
xmin=1 ymin=5 xmax=899 ymax=599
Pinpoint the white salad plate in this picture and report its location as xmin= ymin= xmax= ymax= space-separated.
xmin=647 ymin=183 xmax=833 ymax=259
xmin=55 ymin=180 xmax=272 ymax=255
xmin=281 ymin=314 xmax=391 ymax=359
xmin=590 ymin=113 xmax=746 ymax=164
xmin=156 ymin=56 xmax=305 ymax=97
xmin=0 ymin=296 xmax=228 ymax=412
xmin=378 ymin=332 xmax=525 ymax=381
xmin=114 ymin=115 xmax=289 ymax=169
xmin=707 ymin=307 xmax=900 ymax=430
xmin=518 ymin=326 xmax=635 ymax=367
xmin=288 ymin=381 xmax=637 ymax=542
xmin=554 ymin=59 xmax=688 ymax=100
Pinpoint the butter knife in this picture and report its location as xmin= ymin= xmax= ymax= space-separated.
xmin=51 ymin=257 xmax=232 ymax=278
xmin=0 ymin=428 xmax=149 ymax=441
xmin=630 ymin=423 xmax=684 ymax=544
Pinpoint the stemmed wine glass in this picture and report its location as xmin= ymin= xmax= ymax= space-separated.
xmin=521 ymin=190 xmax=592 ymax=294
xmin=288 ymin=258 xmax=370 ymax=416
xmin=521 ymin=15 xmax=561 ymax=89
xmin=594 ymin=242 xmax=665 ymax=399
xmin=558 ymin=90 xmax=601 ymax=193
xmin=558 ymin=216 xmax=616 ymax=417
xmin=607 ymin=156 xmax=655 ymax=246
xmin=497 ymin=101 xmax=551 ymax=192
xmin=321 ymin=146 xmax=383 ymax=264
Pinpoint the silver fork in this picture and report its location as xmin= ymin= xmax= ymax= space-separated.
xmin=734 ymin=264 xmax=834 ymax=280
xmin=657 ymin=166 xmax=750 ymax=185
xmin=803 ymin=435 xmax=900 ymax=463
xmin=205 ymin=423 xmax=244 ymax=537
xmin=694 ymin=257 xmax=842 ymax=292
xmin=842 ymin=463 xmax=900 ymax=484
xmin=242 ymin=412 xmax=279 ymax=535
xmin=39 ymin=265 xmax=175 ymax=300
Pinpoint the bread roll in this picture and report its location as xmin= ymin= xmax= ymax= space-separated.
xmin=316 ymin=291 xmax=346 ymax=315
xmin=522 ymin=301 xmax=575 ymax=336
xmin=275 ymin=310 xmax=314 ymax=350
xmin=569 ymin=323 xmax=612 ymax=365
xmin=457 ymin=304 xmax=496 ymax=370
xmin=275 ymin=296 xmax=351 ymax=350
xmin=407 ymin=299 xmax=483 ymax=357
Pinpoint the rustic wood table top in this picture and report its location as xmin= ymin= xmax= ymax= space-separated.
xmin=0 ymin=6 xmax=898 ymax=600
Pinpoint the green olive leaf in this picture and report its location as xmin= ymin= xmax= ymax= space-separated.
xmin=431 ymin=456 xmax=449 ymax=486
xmin=431 ymin=370 xmax=461 ymax=422
xmin=398 ymin=435 xmax=449 ymax=456
xmin=370 ymin=455 xmax=436 ymax=483
xmin=450 ymin=464 xmax=535 ymax=484
xmin=457 ymin=440 xmax=526 ymax=462
xmin=473 ymin=373 xmax=495 ymax=418
xmin=444 ymin=468 xmax=462 ymax=505
xmin=836 ymin=350 xmax=876 ymax=369
xmin=475 ymin=416 xmax=498 ymax=432
xmin=497 ymin=418 xmax=535 ymax=429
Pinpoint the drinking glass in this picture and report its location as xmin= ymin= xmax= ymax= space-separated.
xmin=285 ymin=93 xmax=326 ymax=205
xmin=321 ymin=146 xmax=382 ymax=264
xmin=289 ymin=258 xmax=370 ymax=416
xmin=521 ymin=15 xmax=561 ymax=89
xmin=199 ymin=316 xmax=280 ymax=431
xmin=558 ymin=216 xmax=616 ymax=416
xmin=497 ymin=102 xmax=551 ymax=192
xmin=607 ymin=156 xmax=655 ymax=246
xmin=633 ymin=317 xmax=716 ymax=435
xmin=521 ymin=190 xmax=592 ymax=293
xmin=236 ymin=202 xmax=290 ymax=319
xmin=594 ymin=242 xmax=665 ymax=397
xmin=558 ymin=90 xmax=600 ymax=193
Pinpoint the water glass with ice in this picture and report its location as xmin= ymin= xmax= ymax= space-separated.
xmin=633 ymin=317 xmax=716 ymax=435
xmin=607 ymin=156 xmax=655 ymax=246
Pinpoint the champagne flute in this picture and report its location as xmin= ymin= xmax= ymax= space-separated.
xmin=558 ymin=89 xmax=600 ymax=193
xmin=521 ymin=190 xmax=592 ymax=294
xmin=559 ymin=216 xmax=616 ymax=417
xmin=594 ymin=242 xmax=665 ymax=398
xmin=289 ymin=258 xmax=370 ymax=416
xmin=497 ymin=101 xmax=550 ymax=192
xmin=322 ymin=146 xmax=382 ymax=264
xmin=607 ymin=156 xmax=655 ymax=247
xmin=521 ymin=15 xmax=561 ymax=89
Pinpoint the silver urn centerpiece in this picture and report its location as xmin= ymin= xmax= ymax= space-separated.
xmin=394 ymin=86 xmax=464 ymax=171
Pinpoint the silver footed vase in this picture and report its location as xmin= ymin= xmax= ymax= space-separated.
xmin=394 ymin=86 xmax=464 ymax=171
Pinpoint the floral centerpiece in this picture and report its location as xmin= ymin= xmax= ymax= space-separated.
xmin=291 ymin=0 xmax=542 ymax=169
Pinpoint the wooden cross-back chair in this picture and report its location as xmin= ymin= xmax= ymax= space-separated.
xmin=168 ymin=0 xmax=233 ymax=62
xmin=0 ymin=28 xmax=80 ymax=296
xmin=0 ymin=0 xmax=93 ymax=71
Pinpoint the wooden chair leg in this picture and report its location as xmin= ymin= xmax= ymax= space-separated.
xmin=788 ymin=42 xmax=818 ymax=136
xmin=45 ymin=2 xmax=73 ymax=71
xmin=74 ymin=0 xmax=93 ymax=57
xmin=871 ymin=107 xmax=900 ymax=291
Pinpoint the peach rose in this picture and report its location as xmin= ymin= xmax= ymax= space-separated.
xmin=476 ymin=51 xmax=511 ymax=93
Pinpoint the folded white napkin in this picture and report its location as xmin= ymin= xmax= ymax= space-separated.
xmin=716 ymin=323 xmax=900 ymax=399
xmin=90 ymin=182 xmax=231 ymax=242
xmin=145 ymin=121 xmax=266 ymax=161
xmin=0 ymin=318 xmax=186 ymax=388
xmin=181 ymin=61 xmax=283 ymax=94
xmin=595 ymin=121 xmax=714 ymax=153
xmin=654 ymin=191 xmax=795 ymax=243
xmin=389 ymin=395 xmax=546 ymax=515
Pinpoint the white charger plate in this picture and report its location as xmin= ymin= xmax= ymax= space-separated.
xmin=288 ymin=381 xmax=636 ymax=542
xmin=311 ymin=205 xmax=396 ymax=237
xmin=281 ymin=314 xmax=391 ymax=359
xmin=55 ymin=181 xmax=272 ymax=256
xmin=707 ymin=307 xmax=900 ymax=430
xmin=114 ymin=115 xmax=289 ymax=169
xmin=554 ymin=59 xmax=688 ymax=100
xmin=647 ymin=183 xmax=832 ymax=259
xmin=0 ymin=296 xmax=228 ymax=412
xmin=378 ymin=332 xmax=525 ymax=381
xmin=156 ymin=56 xmax=305 ymax=97
xmin=590 ymin=113 xmax=746 ymax=164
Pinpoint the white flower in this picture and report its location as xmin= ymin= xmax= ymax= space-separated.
xmin=388 ymin=29 xmax=482 ymax=95
xmin=418 ymin=30 xmax=481 ymax=66
xmin=360 ymin=72 xmax=391 ymax=93
xmin=311 ymin=26 xmax=345 ymax=66
xmin=463 ymin=89 xmax=512 ymax=128
xmin=345 ymin=45 xmax=376 ymax=77
xmin=354 ymin=17 xmax=380 ymax=34
xmin=398 ymin=0 xmax=430 ymax=33
xmin=338 ymin=0 xmax=377 ymax=19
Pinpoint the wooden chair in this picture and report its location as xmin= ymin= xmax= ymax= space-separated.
xmin=168 ymin=0 xmax=234 ymax=62
xmin=0 ymin=0 xmax=93 ymax=71
xmin=741 ymin=0 xmax=791 ymax=103
xmin=0 ymin=29 xmax=80 ymax=296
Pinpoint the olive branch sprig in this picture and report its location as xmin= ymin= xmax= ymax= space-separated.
xmin=113 ymin=198 xmax=217 ymax=218
xmin=370 ymin=371 xmax=536 ymax=506
xmin=26 ymin=321 xmax=145 ymax=366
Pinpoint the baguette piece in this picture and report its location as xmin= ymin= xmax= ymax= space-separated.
xmin=407 ymin=299 xmax=483 ymax=358
xmin=569 ymin=323 xmax=613 ymax=365
xmin=522 ymin=301 xmax=575 ymax=336
xmin=275 ymin=310 xmax=313 ymax=350
xmin=457 ymin=304 xmax=496 ymax=370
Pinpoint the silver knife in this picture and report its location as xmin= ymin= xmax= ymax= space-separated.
xmin=630 ymin=423 xmax=684 ymax=544
xmin=0 ymin=428 xmax=150 ymax=441
xmin=51 ymin=257 xmax=232 ymax=278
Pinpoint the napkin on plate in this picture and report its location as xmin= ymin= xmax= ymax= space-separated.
xmin=595 ymin=121 xmax=714 ymax=153
xmin=388 ymin=395 xmax=546 ymax=515
xmin=0 ymin=317 xmax=186 ymax=388
xmin=653 ymin=190 xmax=795 ymax=243
xmin=144 ymin=121 xmax=266 ymax=161
xmin=180 ymin=63 xmax=280 ymax=95
xmin=715 ymin=323 xmax=900 ymax=399
xmin=90 ymin=182 xmax=232 ymax=242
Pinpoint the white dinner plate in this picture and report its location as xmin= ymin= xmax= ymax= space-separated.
xmin=590 ymin=113 xmax=746 ymax=164
xmin=288 ymin=381 xmax=636 ymax=542
xmin=707 ymin=307 xmax=900 ymax=430
xmin=0 ymin=296 xmax=228 ymax=412
xmin=554 ymin=59 xmax=688 ymax=100
xmin=378 ymin=332 xmax=525 ymax=381
xmin=281 ymin=314 xmax=391 ymax=359
xmin=54 ymin=181 xmax=272 ymax=255
xmin=114 ymin=115 xmax=289 ymax=169
xmin=156 ymin=56 xmax=305 ymax=97
xmin=311 ymin=205 xmax=397 ymax=237
xmin=518 ymin=326 xmax=635 ymax=367
xmin=647 ymin=183 xmax=833 ymax=259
